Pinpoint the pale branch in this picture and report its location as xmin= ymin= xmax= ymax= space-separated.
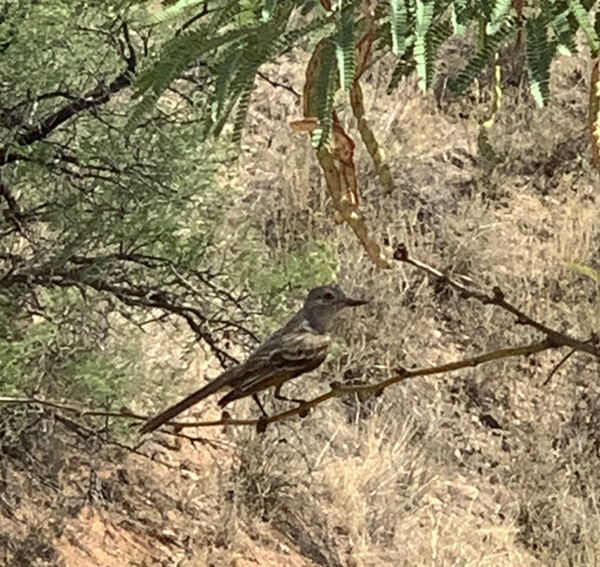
xmin=162 ymin=338 xmax=554 ymax=431
xmin=393 ymin=243 xmax=600 ymax=358
xmin=0 ymin=338 xmax=554 ymax=433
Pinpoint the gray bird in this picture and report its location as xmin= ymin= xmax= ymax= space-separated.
xmin=140 ymin=284 xmax=368 ymax=434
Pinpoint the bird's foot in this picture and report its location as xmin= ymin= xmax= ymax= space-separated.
xmin=256 ymin=416 xmax=269 ymax=434
xmin=298 ymin=403 xmax=311 ymax=418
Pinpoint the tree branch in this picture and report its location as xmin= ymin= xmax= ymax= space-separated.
xmin=0 ymin=254 xmax=247 ymax=366
xmin=0 ymin=339 xmax=555 ymax=434
xmin=0 ymin=23 xmax=137 ymax=166
xmin=393 ymin=243 xmax=600 ymax=357
xmin=162 ymin=338 xmax=555 ymax=431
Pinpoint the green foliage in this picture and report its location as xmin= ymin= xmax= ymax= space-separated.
xmin=486 ymin=0 xmax=514 ymax=35
xmin=145 ymin=0 xmax=207 ymax=24
xmin=552 ymin=7 xmax=579 ymax=56
xmin=413 ymin=0 xmax=435 ymax=90
xmin=129 ymin=0 xmax=600 ymax=137
xmin=391 ymin=0 xmax=409 ymax=56
xmin=525 ymin=15 xmax=556 ymax=106
xmin=1 ymin=0 xmax=351 ymax=427
xmin=568 ymin=0 xmax=600 ymax=55
xmin=0 ymin=0 xmax=118 ymax=101
xmin=262 ymin=0 xmax=279 ymax=22
xmin=242 ymin=240 xmax=339 ymax=324
xmin=132 ymin=1 xmax=333 ymax=135
xmin=449 ymin=21 xmax=515 ymax=96
xmin=312 ymin=38 xmax=338 ymax=147
xmin=0 ymin=288 xmax=138 ymax=405
xmin=0 ymin=0 xmax=247 ymax=417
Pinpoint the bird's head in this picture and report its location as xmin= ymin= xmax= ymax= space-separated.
xmin=303 ymin=284 xmax=369 ymax=332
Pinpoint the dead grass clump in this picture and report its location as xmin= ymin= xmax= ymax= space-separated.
xmin=227 ymin=403 xmax=538 ymax=567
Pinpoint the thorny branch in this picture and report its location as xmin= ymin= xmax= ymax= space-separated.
xmin=0 ymin=252 xmax=256 ymax=366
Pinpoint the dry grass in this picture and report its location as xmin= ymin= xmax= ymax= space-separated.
xmin=220 ymin=46 xmax=600 ymax=567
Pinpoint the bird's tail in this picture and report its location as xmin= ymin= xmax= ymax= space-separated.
xmin=139 ymin=370 xmax=234 ymax=434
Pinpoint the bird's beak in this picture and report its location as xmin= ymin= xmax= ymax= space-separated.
xmin=343 ymin=296 xmax=370 ymax=307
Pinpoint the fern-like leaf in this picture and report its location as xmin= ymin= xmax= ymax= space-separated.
xmin=232 ymin=82 xmax=254 ymax=143
xmin=449 ymin=22 xmax=515 ymax=95
xmin=525 ymin=16 xmax=556 ymax=106
xmin=413 ymin=0 xmax=435 ymax=90
xmin=451 ymin=0 xmax=469 ymax=34
xmin=336 ymin=4 xmax=355 ymax=90
xmin=145 ymin=0 xmax=206 ymax=25
xmin=391 ymin=0 xmax=408 ymax=55
xmin=567 ymin=0 xmax=600 ymax=55
xmin=486 ymin=0 xmax=514 ymax=35
xmin=273 ymin=12 xmax=335 ymax=57
xmin=210 ymin=44 xmax=244 ymax=126
xmin=425 ymin=19 xmax=453 ymax=86
xmin=551 ymin=5 xmax=579 ymax=55
xmin=153 ymin=26 xmax=260 ymax=96
xmin=206 ymin=6 xmax=294 ymax=140
xmin=132 ymin=67 xmax=157 ymax=99
xmin=129 ymin=24 xmax=262 ymax=129
xmin=213 ymin=0 xmax=247 ymax=28
xmin=387 ymin=47 xmax=416 ymax=93
xmin=313 ymin=39 xmax=338 ymax=147
xmin=262 ymin=0 xmax=279 ymax=21
xmin=125 ymin=91 xmax=159 ymax=132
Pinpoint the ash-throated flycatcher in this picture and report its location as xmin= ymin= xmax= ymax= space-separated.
xmin=140 ymin=284 xmax=368 ymax=434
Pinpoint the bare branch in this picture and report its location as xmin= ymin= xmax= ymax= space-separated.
xmin=144 ymin=338 xmax=555 ymax=432
xmin=393 ymin=243 xmax=600 ymax=358
xmin=0 ymin=250 xmax=255 ymax=367
xmin=0 ymin=339 xmax=556 ymax=434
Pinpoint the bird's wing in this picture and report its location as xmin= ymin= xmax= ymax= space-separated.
xmin=223 ymin=328 xmax=331 ymax=398
xmin=141 ymin=322 xmax=330 ymax=433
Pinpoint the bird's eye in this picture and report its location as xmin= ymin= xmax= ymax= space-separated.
xmin=323 ymin=291 xmax=335 ymax=300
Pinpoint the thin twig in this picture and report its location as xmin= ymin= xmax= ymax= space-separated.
xmin=257 ymin=72 xmax=301 ymax=98
xmin=0 ymin=339 xmax=555 ymax=432
xmin=393 ymin=243 xmax=600 ymax=358
xmin=542 ymin=349 xmax=577 ymax=386
xmin=148 ymin=338 xmax=555 ymax=431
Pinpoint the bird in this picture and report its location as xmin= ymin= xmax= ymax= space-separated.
xmin=139 ymin=284 xmax=368 ymax=434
